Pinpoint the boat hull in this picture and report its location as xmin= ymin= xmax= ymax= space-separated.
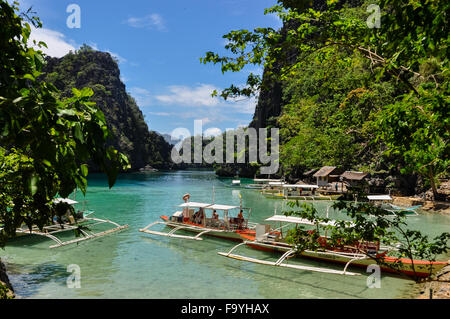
xmin=245 ymin=185 xmax=265 ymax=189
xmin=160 ymin=216 xmax=255 ymax=242
xmin=244 ymin=240 xmax=447 ymax=278
xmin=263 ymin=194 xmax=341 ymax=200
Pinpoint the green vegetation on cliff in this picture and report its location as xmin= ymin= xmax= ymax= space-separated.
xmin=0 ymin=1 xmax=128 ymax=246
xmin=202 ymin=0 xmax=449 ymax=198
xmin=42 ymin=46 xmax=172 ymax=170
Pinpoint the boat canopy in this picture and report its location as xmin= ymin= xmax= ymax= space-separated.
xmin=367 ymin=195 xmax=392 ymax=201
xmin=253 ymin=179 xmax=283 ymax=182
xmin=265 ymin=215 xmax=353 ymax=227
xmin=207 ymin=204 xmax=240 ymax=211
xmin=268 ymin=182 xmax=285 ymax=186
xmin=53 ymin=198 xmax=78 ymax=205
xmin=178 ymin=202 xmax=240 ymax=211
xmin=282 ymin=184 xmax=319 ymax=189
xmin=178 ymin=202 xmax=212 ymax=208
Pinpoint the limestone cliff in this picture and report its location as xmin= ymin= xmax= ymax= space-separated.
xmin=0 ymin=259 xmax=14 ymax=299
xmin=42 ymin=48 xmax=172 ymax=170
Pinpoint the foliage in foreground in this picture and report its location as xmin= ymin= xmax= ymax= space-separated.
xmin=283 ymin=200 xmax=450 ymax=282
xmin=202 ymin=0 xmax=449 ymax=197
xmin=0 ymin=1 xmax=129 ymax=246
xmin=42 ymin=46 xmax=173 ymax=170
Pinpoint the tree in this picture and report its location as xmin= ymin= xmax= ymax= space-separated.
xmin=0 ymin=1 xmax=129 ymax=247
xmin=283 ymin=199 xmax=450 ymax=282
xmin=379 ymin=88 xmax=449 ymax=199
xmin=201 ymin=0 xmax=449 ymax=198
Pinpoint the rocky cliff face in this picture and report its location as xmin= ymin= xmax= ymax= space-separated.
xmin=42 ymin=48 xmax=172 ymax=170
xmin=250 ymin=0 xmax=363 ymax=129
xmin=0 ymin=259 xmax=14 ymax=299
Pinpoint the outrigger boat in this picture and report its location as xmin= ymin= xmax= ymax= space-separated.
xmin=261 ymin=182 xmax=287 ymax=195
xmin=139 ymin=195 xmax=257 ymax=242
xmin=262 ymin=184 xmax=341 ymax=201
xmin=245 ymin=179 xmax=285 ymax=190
xmin=367 ymin=195 xmax=419 ymax=216
xmin=1 ymin=198 xmax=129 ymax=249
xmin=232 ymin=180 xmax=241 ymax=187
xmin=218 ymin=214 xmax=448 ymax=278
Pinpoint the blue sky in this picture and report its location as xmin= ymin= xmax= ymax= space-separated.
xmin=17 ymin=0 xmax=281 ymax=136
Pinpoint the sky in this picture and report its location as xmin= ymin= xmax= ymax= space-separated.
xmin=16 ymin=0 xmax=282 ymax=136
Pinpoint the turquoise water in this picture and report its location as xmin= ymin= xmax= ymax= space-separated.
xmin=1 ymin=170 xmax=449 ymax=299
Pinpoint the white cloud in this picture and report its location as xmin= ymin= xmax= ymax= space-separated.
xmin=29 ymin=26 xmax=77 ymax=58
xmin=27 ymin=29 xmax=129 ymax=66
xmin=199 ymin=117 xmax=212 ymax=125
xmin=229 ymin=96 xmax=257 ymax=114
xmin=204 ymin=127 xmax=222 ymax=137
xmin=148 ymin=112 xmax=172 ymax=116
xmin=88 ymin=42 xmax=127 ymax=64
xmin=129 ymin=87 xmax=152 ymax=107
xmin=108 ymin=50 xmax=127 ymax=63
xmin=129 ymin=84 xmax=257 ymax=125
xmin=131 ymin=83 xmax=256 ymax=113
xmin=155 ymin=84 xmax=221 ymax=107
xmin=124 ymin=13 xmax=166 ymax=31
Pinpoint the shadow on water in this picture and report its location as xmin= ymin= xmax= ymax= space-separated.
xmin=223 ymin=264 xmax=366 ymax=299
xmin=140 ymin=235 xmax=231 ymax=255
xmin=6 ymin=262 xmax=69 ymax=298
xmin=3 ymin=171 xmax=440 ymax=298
xmin=218 ymin=246 xmax=418 ymax=299
xmin=5 ymin=233 xmax=64 ymax=249
xmin=138 ymin=235 xmax=377 ymax=298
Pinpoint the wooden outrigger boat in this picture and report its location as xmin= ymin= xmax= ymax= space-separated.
xmin=318 ymin=193 xmax=343 ymax=200
xmin=257 ymin=181 xmax=286 ymax=193
xmin=1 ymin=198 xmax=129 ymax=249
xmin=218 ymin=214 xmax=448 ymax=278
xmin=245 ymin=179 xmax=285 ymax=190
xmin=367 ymin=195 xmax=419 ymax=216
xmin=139 ymin=196 xmax=257 ymax=242
xmin=262 ymin=184 xmax=341 ymax=201
xmin=232 ymin=180 xmax=241 ymax=187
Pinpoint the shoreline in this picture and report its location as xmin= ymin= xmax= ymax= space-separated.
xmin=414 ymin=264 xmax=450 ymax=299
xmin=392 ymin=196 xmax=450 ymax=215
xmin=0 ymin=259 xmax=15 ymax=299
xmin=391 ymin=196 xmax=450 ymax=299
xmin=1 ymin=193 xmax=448 ymax=300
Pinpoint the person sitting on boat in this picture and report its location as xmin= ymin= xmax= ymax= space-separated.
xmin=194 ymin=208 xmax=205 ymax=225
xmin=237 ymin=210 xmax=244 ymax=229
xmin=210 ymin=210 xmax=219 ymax=227
xmin=192 ymin=210 xmax=199 ymax=223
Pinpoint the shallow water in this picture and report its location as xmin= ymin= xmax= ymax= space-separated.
xmin=2 ymin=170 xmax=449 ymax=299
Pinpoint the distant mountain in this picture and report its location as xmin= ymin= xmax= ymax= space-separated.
xmin=162 ymin=134 xmax=181 ymax=146
xmin=42 ymin=46 xmax=172 ymax=170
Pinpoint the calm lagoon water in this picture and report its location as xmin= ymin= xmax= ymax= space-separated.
xmin=2 ymin=170 xmax=449 ymax=299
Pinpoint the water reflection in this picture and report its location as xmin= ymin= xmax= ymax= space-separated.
xmin=2 ymin=171 xmax=447 ymax=299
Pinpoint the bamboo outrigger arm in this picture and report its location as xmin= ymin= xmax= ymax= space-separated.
xmin=139 ymin=221 xmax=225 ymax=241
xmin=343 ymin=256 xmax=370 ymax=274
xmin=218 ymin=241 xmax=361 ymax=276
xmin=49 ymin=224 xmax=129 ymax=248
xmin=14 ymin=217 xmax=129 ymax=249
